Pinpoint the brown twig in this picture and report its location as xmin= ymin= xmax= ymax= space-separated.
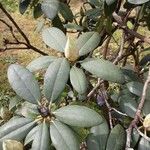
xmin=102 ymin=36 xmax=111 ymax=59
xmin=101 ymin=84 xmax=113 ymax=129
xmin=135 ymin=125 xmax=150 ymax=142
xmin=113 ymin=30 xmax=125 ymax=65
xmin=87 ymin=79 xmax=104 ymax=99
xmin=112 ymin=12 xmax=150 ymax=44
xmin=0 ymin=3 xmax=48 ymax=56
xmin=126 ymin=67 xmax=150 ymax=149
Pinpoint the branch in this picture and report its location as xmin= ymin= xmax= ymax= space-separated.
xmin=135 ymin=125 xmax=150 ymax=142
xmin=126 ymin=66 xmax=150 ymax=149
xmin=113 ymin=12 xmax=150 ymax=44
xmin=0 ymin=3 xmax=48 ymax=56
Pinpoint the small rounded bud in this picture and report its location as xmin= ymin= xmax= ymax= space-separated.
xmin=64 ymin=37 xmax=79 ymax=62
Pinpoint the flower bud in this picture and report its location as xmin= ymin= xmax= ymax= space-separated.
xmin=64 ymin=37 xmax=79 ymax=62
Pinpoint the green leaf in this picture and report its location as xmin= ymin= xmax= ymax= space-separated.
xmin=53 ymin=105 xmax=103 ymax=127
xmin=91 ymin=120 xmax=109 ymax=148
xmin=128 ymin=0 xmax=149 ymax=5
xmin=27 ymin=122 xmax=50 ymax=150
xmin=9 ymin=96 xmax=22 ymax=110
xmin=86 ymin=134 xmax=100 ymax=150
xmin=122 ymin=69 xmax=140 ymax=82
xmin=106 ymin=124 xmax=126 ymax=150
xmin=0 ymin=118 xmax=35 ymax=143
xmin=87 ymin=119 xmax=109 ymax=150
xmin=85 ymin=8 xmax=101 ymax=19
xmin=138 ymin=137 xmax=150 ymax=150
xmin=41 ymin=0 xmax=59 ymax=20
xmin=59 ymin=2 xmax=73 ymax=22
xmin=81 ymin=58 xmax=125 ymax=83
xmin=77 ymin=32 xmax=100 ymax=56
xmin=127 ymin=82 xmax=150 ymax=100
xmin=52 ymin=15 xmax=66 ymax=33
xmin=64 ymin=24 xmax=84 ymax=31
xmin=24 ymin=125 xmax=39 ymax=145
xmin=88 ymin=0 xmax=103 ymax=6
xmin=142 ymin=100 xmax=150 ymax=115
xmin=19 ymin=0 xmax=31 ymax=14
xmin=106 ymin=0 xmax=117 ymax=5
xmin=70 ymin=66 xmax=88 ymax=94
xmin=44 ymin=58 xmax=70 ymax=102
xmin=131 ymin=128 xmax=140 ymax=148
xmin=0 ymin=117 xmax=32 ymax=139
xmin=104 ymin=0 xmax=117 ymax=16
xmin=50 ymin=120 xmax=79 ymax=150
xmin=33 ymin=3 xmax=43 ymax=19
xmin=119 ymin=93 xmax=138 ymax=118
xmin=42 ymin=27 xmax=67 ymax=52
xmin=7 ymin=64 xmax=41 ymax=104
xmin=27 ymin=56 xmax=56 ymax=72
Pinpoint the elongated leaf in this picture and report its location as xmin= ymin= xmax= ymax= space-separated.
xmin=85 ymin=8 xmax=101 ymax=19
xmin=33 ymin=3 xmax=43 ymax=19
xmin=0 ymin=120 xmax=35 ymax=142
xmin=142 ymin=99 xmax=150 ymax=115
xmin=122 ymin=69 xmax=140 ymax=82
xmin=128 ymin=0 xmax=149 ymax=5
xmin=104 ymin=0 xmax=117 ymax=16
xmin=106 ymin=124 xmax=126 ymax=150
xmin=50 ymin=120 xmax=79 ymax=150
xmin=27 ymin=56 xmax=56 ymax=72
xmin=24 ymin=125 xmax=39 ymax=145
xmin=119 ymin=93 xmax=138 ymax=118
xmin=0 ymin=117 xmax=32 ymax=139
xmin=29 ymin=123 xmax=50 ymax=150
xmin=44 ymin=58 xmax=70 ymax=102
xmin=131 ymin=129 xmax=140 ymax=148
xmin=106 ymin=0 xmax=117 ymax=5
xmin=91 ymin=120 xmax=109 ymax=149
xmin=52 ymin=15 xmax=66 ymax=33
xmin=86 ymin=134 xmax=100 ymax=150
xmin=77 ymin=32 xmax=100 ymax=56
xmin=70 ymin=66 xmax=88 ymax=94
xmin=42 ymin=27 xmax=67 ymax=52
xmin=7 ymin=64 xmax=41 ymax=104
xmin=88 ymin=0 xmax=103 ymax=6
xmin=41 ymin=0 xmax=59 ymax=20
xmin=59 ymin=2 xmax=73 ymax=22
xmin=87 ymin=119 xmax=109 ymax=150
xmin=19 ymin=0 xmax=31 ymax=14
xmin=53 ymin=105 xmax=103 ymax=127
xmin=81 ymin=58 xmax=125 ymax=83
xmin=138 ymin=137 xmax=150 ymax=150
xmin=127 ymin=82 xmax=150 ymax=100
xmin=64 ymin=24 xmax=83 ymax=31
